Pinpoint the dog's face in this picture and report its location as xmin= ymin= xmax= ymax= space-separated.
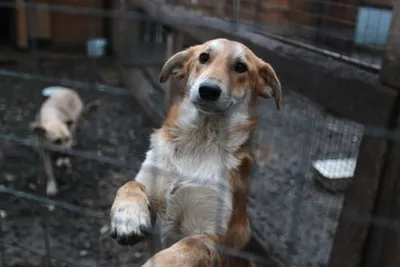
xmin=30 ymin=120 xmax=71 ymax=147
xmin=159 ymin=38 xmax=281 ymax=114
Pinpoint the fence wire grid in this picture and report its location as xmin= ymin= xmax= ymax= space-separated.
xmin=0 ymin=1 xmax=399 ymax=267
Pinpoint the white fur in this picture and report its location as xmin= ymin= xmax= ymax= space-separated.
xmin=32 ymin=87 xmax=83 ymax=197
xmin=208 ymin=39 xmax=224 ymax=53
xmin=234 ymin=45 xmax=245 ymax=60
xmin=46 ymin=179 xmax=58 ymax=196
xmin=110 ymin=202 xmax=151 ymax=237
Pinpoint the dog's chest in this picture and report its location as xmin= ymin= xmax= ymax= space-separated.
xmin=154 ymin=133 xmax=239 ymax=188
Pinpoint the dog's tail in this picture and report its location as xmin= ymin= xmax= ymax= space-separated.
xmin=41 ymin=86 xmax=70 ymax=97
xmin=42 ymin=86 xmax=101 ymax=114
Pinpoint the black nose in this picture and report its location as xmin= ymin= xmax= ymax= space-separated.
xmin=198 ymin=84 xmax=222 ymax=101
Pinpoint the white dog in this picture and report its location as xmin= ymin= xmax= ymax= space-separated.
xmin=30 ymin=86 xmax=83 ymax=196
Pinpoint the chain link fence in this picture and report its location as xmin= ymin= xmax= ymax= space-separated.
xmin=0 ymin=1 xmax=399 ymax=267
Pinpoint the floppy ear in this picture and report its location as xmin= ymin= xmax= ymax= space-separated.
xmin=257 ymin=61 xmax=281 ymax=110
xmin=159 ymin=49 xmax=191 ymax=83
xmin=30 ymin=121 xmax=46 ymax=137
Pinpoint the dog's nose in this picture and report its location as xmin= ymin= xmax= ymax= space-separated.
xmin=198 ymin=84 xmax=222 ymax=101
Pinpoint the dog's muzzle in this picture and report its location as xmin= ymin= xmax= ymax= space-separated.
xmin=190 ymin=82 xmax=232 ymax=114
xmin=198 ymin=83 xmax=222 ymax=101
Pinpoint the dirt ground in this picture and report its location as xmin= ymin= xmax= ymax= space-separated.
xmin=0 ymin=51 xmax=153 ymax=267
xmin=0 ymin=49 xmax=364 ymax=267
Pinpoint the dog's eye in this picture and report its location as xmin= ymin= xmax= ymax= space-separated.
xmin=198 ymin=53 xmax=209 ymax=64
xmin=234 ymin=62 xmax=247 ymax=73
xmin=65 ymin=120 xmax=74 ymax=128
xmin=53 ymin=138 xmax=62 ymax=145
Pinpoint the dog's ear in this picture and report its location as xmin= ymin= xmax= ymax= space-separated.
xmin=30 ymin=121 xmax=46 ymax=137
xmin=159 ymin=49 xmax=191 ymax=83
xmin=257 ymin=60 xmax=281 ymax=110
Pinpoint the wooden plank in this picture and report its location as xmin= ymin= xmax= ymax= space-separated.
xmin=379 ymin=160 xmax=400 ymax=267
xmin=328 ymin=136 xmax=388 ymax=267
xmin=49 ymin=0 xmax=104 ymax=45
xmin=34 ymin=0 xmax=51 ymax=40
xmin=363 ymin=0 xmax=395 ymax=9
xmin=364 ymin=144 xmax=400 ymax=267
xmin=380 ymin=0 xmax=400 ymax=89
xmin=15 ymin=0 xmax=29 ymax=49
xmin=163 ymin=31 xmax=184 ymax=110
xmin=362 ymin=97 xmax=400 ymax=267
xmin=130 ymin=0 xmax=398 ymax=127
xmin=117 ymin=62 xmax=163 ymax=127
xmin=164 ymin=33 xmax=174 ymax=108
xmin=181 ymin=28 xmax=396 ymax=127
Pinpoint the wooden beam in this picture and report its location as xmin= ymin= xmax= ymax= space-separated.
xmin=163 ymin=31 xmax=184 ymax=110
xmin=131 ymin=0 xmax=398 ymax=127
xmin=34 ymin=0 xmax=51 ymax=40
xmin=364 ymin=145 xmax=400 ymax=267
xmin=15 ymin=0 xmax=29 ymax=49
xmin=164 ymin=33 xmax=174 ymax=109
xmin=328 ymin=136 xmax=388 ymax=267
xmin=380 ymin=0 xmax=400 ymax=89
xmin=117 ymin=62 xmax=163 ymax=127
xmin=362 ymin=95 xmax=400 ymax=267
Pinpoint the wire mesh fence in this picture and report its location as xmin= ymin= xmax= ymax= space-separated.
xmin=0 ymin=0 xmax=399 ymax=267
xmin=166 ymin=0 xmax=393 ymax=71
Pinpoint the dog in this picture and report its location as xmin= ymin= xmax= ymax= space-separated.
xmin=30 ymin=86 xmax=83 ymax=196
xmin=110 ymin=38 xmax=281 ymax=266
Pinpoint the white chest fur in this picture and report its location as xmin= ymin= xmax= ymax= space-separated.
xmin=135 ymin=100 xmax=251 ymax=240
xmin=150 ymin=100 xmax=250 ymax=190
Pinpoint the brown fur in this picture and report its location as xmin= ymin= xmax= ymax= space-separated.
xmin=110 ymin=39 xmax=281 ymax=266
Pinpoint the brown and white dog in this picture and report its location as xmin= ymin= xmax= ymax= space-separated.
xmin=110 ymin=38 xmax=281 ymax=266
xmin=30 ymin=87 xmax=83 ymax=196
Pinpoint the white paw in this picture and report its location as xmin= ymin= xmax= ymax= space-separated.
xmin=46 ymin=181 xmax=58 ymax=196
xmin=110 ymin=202 xmax=151 ymax=246
xmin=63 ymin=158 xmax=71 ymax=168
xmin=56 ymin=158 xmax=71 ymax=169
xmin=56 ymin=158 xmax=63 ymax=167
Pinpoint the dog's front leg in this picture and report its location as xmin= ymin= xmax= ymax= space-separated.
xmin=141 ymin=234 xmax=221 ymax=267
xmin=110 ymin=180 xmax=152 ymax=246
xmin=141 ymin=234 xmax=256 ymax=267
xmin=42 ymin=150 xmax=58 ymax=196
xmin=110 ymin=149 xmax=173 ymax=248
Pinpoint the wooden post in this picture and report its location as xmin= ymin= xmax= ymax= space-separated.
xmin=233 ymin=0 xmax=240 ymax=22
xmin=164 ymin=32 xmax=174 ymax=108
xmin=15 ymin=0 xmax=29 ymax=49
xmin=328 ymin=136 xmax=389 ymax=267
xmin=164 ymin=31 xmax=184 ymax=111
xmin=380 ymin=1 xmax=400 ymax=89
xmin=34 ymin=0 xmax=51 ymax=41
xmin=214 ymin=0 xmax=226 ymax=17
xmin=362 ymin=97 xmax=400 ymax=267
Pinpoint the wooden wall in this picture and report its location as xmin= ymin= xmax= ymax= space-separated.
xmin=49 ymin=0 xmax=105 ymax=45
xmin=15 ymin=0 xmax=105 ymax=48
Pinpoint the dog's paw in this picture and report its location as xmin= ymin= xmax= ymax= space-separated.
xmin=56 ymin=157 xmax=71 ymax=169
xmin=55 ymin=158 xmax=64 ymax=167
xmin=46 ymin=180 xmax=58 ymax=196
xmin=110 ymin=201 xmax=152 ymax=246
xmin=62 ymin=158 xmax=71 ymax=169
